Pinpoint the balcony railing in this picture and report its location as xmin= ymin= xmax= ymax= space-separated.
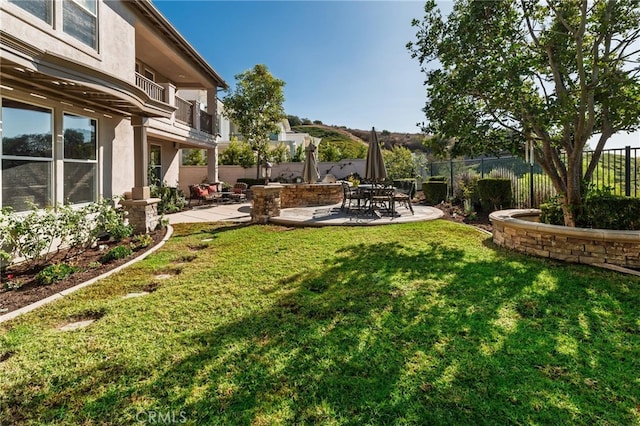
xmin=174 ymin=95 xmax=193 ymax=126
xmin=135 ymin=72 xmax=165 ymax=102
xmin=200 ymin=111 xmax=213 ymax=135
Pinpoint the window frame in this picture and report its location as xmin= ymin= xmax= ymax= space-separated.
xmin=62 ymin=0 xmax=98 ymax=50
xmin=1 ymin=97 xmax=55 ymax=211
xmin=62 ymin=112 xmax=98 ymax=205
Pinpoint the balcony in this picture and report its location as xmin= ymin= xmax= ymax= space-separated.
xmin=173 ymin=95 xmax=213 ymax=135
xmin=135 ymin=72 xmax=165 ymax=102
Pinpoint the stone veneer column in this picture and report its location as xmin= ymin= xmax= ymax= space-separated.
xmin=120 ymin=198 xmax=161 ymax=234
xmin=251 ymin=185 xmax=283 ymax=224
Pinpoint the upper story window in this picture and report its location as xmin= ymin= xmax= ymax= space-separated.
xmin=63 ymin=0 xmax=97 ymax=49
xmin=8 ymin=0 xmax=52 ymax=25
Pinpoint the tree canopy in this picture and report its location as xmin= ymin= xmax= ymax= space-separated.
xmin=408 ymin=0 xmax=640 ymax=226
xmin=222 ymin=64 xmax=286 ymax=158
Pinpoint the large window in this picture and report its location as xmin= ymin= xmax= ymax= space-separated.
xmin=63 ymin=113 xmax=97 ymax=204
xmin=8 ymin=0 xmax=52 ymax=24
xmin=63 ymin=0 xmax=97 ymax=49
xmin=1 ymin=99 xmax=53 ymax=211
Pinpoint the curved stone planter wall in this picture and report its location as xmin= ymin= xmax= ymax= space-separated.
xmin=490 ymin=209 xmax=640 ymax=269
xmin=279 ymin=183 xmax=343 ymax=208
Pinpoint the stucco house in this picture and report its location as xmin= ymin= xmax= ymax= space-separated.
xmin=0 ymin=0 xmax=226 ymax=230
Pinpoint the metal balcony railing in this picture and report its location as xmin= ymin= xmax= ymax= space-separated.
xmin=200 ymin=111 xmax=213 ymax=135
xmin=135 ymin=72 xmax=165 ymax=102
xmin=174 ymin=96 xmax=193 ymax=126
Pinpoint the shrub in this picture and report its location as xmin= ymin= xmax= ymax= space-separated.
xmin=35 ymin=263 xmax=78 ymax=285
xmin=477 ymin=178 xmax=513 ymax=211
xmin=130 ymin=234 xmax=153 ymax=251
xmin=100 ymin=245 xmax=133 ymax=263
xmin=581 ymin=194 xmax=640 ymax=230
xmin=539 ymin=195 xmax=564 ymax=225
xmin=422 ymin=181 xmax=447 ymax=205
xmin=453 ymin=170 xmax=480 ymax=207
xmin=151 ymin=184 xmax=186 ymax=214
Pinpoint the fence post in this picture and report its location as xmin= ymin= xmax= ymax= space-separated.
xmin=625 ymin=146 xmax=631 ymax=197
xmin=449 ymin=158 xmax=454 ymax=198
xmin=481 ymin=157 xmax=484 ymax=178
xmin=529 ymin=163 xmax=535 ymax=208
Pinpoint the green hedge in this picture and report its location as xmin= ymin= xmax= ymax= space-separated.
xmin=477 ymin=178 xmax=512 ymax=211
xmin=422 ymin=182 xmax=447 ymax=205
xmin=236 ymin=178 xmax=267 ymax=187
xmin=540 ymin=194 xmax=640 ymax=230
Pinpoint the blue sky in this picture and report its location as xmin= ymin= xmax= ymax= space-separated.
xmin=153 ymin=0 xmax=638 ymax=149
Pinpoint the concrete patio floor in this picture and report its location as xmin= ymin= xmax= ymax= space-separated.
xmin=168 ymin=202 xmax=443 ymax=226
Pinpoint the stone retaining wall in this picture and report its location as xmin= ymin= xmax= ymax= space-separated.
xmin=490 ymin=209 xmax=640 ymax=268
xmin=279 ymin=183 xmax=343 ymax=208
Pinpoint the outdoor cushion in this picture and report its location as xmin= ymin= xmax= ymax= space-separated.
xmin=195 ymin=186 xmax=208 ymax=198
xmin=233 ymin=187 xmax=243 ymax=194
xmin=208 ymin=185 xmax=217 ymax=193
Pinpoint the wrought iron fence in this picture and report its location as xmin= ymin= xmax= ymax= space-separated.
xmin=426 ymin=146 xmax=638 ymax=208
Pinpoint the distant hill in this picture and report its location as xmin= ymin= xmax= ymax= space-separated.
xmin=293 ymin=124 xmax=426 ymax=152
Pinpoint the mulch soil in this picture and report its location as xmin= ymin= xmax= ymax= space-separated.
xmin=0 ymin=228 xmax=167 ymax=315
xmin=1 ymin=201 xmax=492 ymax=316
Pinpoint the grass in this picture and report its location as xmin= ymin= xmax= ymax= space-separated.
xmin=1 ymin=220 xmax=639 ymax=425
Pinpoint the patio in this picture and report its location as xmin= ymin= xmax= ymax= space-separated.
xmin=167 ymin=201 xmax=443 ymax=226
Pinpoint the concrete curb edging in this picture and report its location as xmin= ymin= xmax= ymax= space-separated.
xmin=0 ymin=225 xmax=174 ymax=324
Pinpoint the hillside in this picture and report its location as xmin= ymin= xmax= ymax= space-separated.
xmin=293 ymin=124 xmax=426 ymax=152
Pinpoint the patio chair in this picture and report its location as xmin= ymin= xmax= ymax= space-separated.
xmin=370 ymin=186 xmax=396 ymax=216
xmin=340 ymin=181 xmax=367 ymax=213
xmin=229 ymin=182 xmax=248 ymax=203
xmin=393 ymin=181 xmax=415 ymax=215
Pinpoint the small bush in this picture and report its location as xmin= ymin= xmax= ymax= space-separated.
xmin=453 ymin=170 xmax=480 ymax=207
xmin=100 ymin=245 xmax=133 ymax=263
xmin=539 ymin=195 xmax=564 ymax=226
xmin=35 ymin=263 xmax=78 ymax=285
xmin=422 ymin=181 xmax=447 ymax=205
xmin=477 ymin=178 xmax=513 ymax=211
xmin=130 ymin=234 xmax=153 ymax=251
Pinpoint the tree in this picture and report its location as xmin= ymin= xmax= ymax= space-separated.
xmin=220 ymin=138 xmax=256 ymax=168
xmin=292 ymin=144 xmax=305 ymax=162
xmin=222 ymin=64 xmax=286 ymax=163
xmin=287 ymin=115 xmax=302 ymax=127
xmin=269 ymin=143 xmax=290 ymax=164
xmin=383 ymin=146 xmax=416 ymax=180
xmin=182 ymin=149 xmax=207 ymax=166
xmin=408 ymin=0 xmax=640 ymax=226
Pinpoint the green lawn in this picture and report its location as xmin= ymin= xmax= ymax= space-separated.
xmin=1 ymin=221 xmax=639 ymax=425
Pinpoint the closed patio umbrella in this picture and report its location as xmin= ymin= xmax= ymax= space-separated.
xmin=302 ymin=142 xmax=320 ymax=183
xmin=365 ymin=127 xmax=387 ymax=183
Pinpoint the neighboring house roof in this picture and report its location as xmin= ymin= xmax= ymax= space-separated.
xmin=133 ymin=0 xmax=228 ymax=90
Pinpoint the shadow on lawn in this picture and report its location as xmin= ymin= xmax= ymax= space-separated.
xmin=3 ymin=234 xmax=638 ymax=424
xmin=138 ymin=243 xmax=636 ymax=423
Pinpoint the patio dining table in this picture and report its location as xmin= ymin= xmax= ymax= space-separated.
xmin=352 ymin=184 xmax=396 ymax=216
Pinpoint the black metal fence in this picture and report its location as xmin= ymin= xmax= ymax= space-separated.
xmin=426 ymin=146 xmax=638 ymax=208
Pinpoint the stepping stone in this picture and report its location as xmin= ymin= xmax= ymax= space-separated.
xmin=58 ymin=319 xmax=95 ymax=331
xmin=154 ymin=274 xmax=172 ymax=280
xmin=123 ymin=292 xmax=150 ymax=299
xmin=201 ymin=238 xmax=213 ymax=242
